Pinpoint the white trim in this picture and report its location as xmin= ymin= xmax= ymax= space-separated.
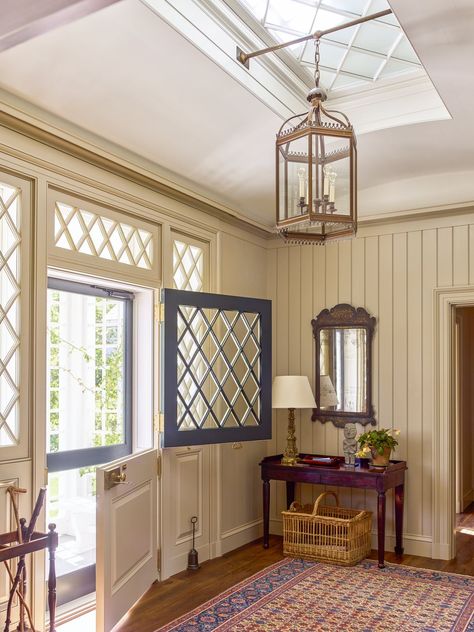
xmin=433 ymin=286 xmax=474 ymax=560
xmin=220 ymin=519 xmax=263 ymax=555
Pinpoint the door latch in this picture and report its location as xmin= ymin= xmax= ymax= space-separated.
xmin=104 ymin=464 xmax=128 ymax=490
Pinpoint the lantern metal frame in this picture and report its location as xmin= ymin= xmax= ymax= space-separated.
xmin=236 ymin=8 xmax=392 ymax=245
xmin=275 ymin=85 xmax=357 ymax=244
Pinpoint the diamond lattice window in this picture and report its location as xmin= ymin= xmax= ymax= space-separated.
xmin=238 ymin=0 xmax=422 ymax=92
xmin=162 ymin=288 xmax=271 ymax=447
xmin=0 ymin=182 xmax=21 ymax=446
xmin=173 ymin=240 xmax=204 ymax=292
xmin=54 ymin=201 xmax=153 ymax=270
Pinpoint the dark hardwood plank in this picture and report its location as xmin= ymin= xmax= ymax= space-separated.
xmin=116 ymin=507 xmax=474 ymax=632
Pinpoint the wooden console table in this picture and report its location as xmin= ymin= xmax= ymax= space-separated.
xmin=260 ymin=454 xmax=407 ymax=568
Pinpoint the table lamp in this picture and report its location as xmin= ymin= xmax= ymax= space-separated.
xmin=319 ymin=375 xmax=338 ymax=408
xmin=272 ymin=375 xmax=317 ymax=465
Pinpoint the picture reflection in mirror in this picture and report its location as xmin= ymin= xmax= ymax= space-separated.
xmin=319 ymin=328 xmax=367 ymax=413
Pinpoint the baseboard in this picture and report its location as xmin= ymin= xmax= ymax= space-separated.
xmin=220 ymin=519 xmax=263 ymax=555
xmin=270 ymin=519 xmax=433 ymax=559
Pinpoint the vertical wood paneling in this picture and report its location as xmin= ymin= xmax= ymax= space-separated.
xmin=364 ymin=236 xmax=379 ymax=517
xmin=437 ymin=227 xmax=453 ymax=287
xmin=288 ymin=247 xmax=302 ymax=500
xmin=351 ymin=238 xmax=366 ymax=510
xmin=378 ymin=234 xmax=394 ymax=529
xmin=300 ymin=246 xmax=315 ymax=505
xmin=270 ymin=214 xmax=474 ymax=545
xmin=407 ymin=232 xmax=423 ymax=536
xmin=267 ymin=249 xmax=278 ymax=456
xmin=422 ymin=229 xmax=437 ymax=536
xmin=324 ymin=243 xmax=340 ymax=457
xmin=453 ymin=226 xmax=469 ymax=286
xmin=312 ymin=247 xmax=327 ymax=456
xmin=275 ymin=248 xmax=289 ymax=516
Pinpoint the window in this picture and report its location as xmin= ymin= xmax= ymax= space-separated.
xmin=46 ymin=278 xmax=133 ymax=604
xmin=162 ymin=288 xmax=272 ymax=447
xmin=0 ymin=181 xmax=21 ymax=447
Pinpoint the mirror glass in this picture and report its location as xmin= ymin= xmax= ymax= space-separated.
xmin=319 ymin=328 xmax=367 ymax=414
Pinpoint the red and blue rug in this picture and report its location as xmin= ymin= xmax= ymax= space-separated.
xmin=157 ymin=558 xmax=474 ymax=631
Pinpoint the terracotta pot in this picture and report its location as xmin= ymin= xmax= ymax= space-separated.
xmin=370 ymin=446 xmax=391 ymax=468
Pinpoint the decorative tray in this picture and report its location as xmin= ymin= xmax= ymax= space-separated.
xmin=298 ymin=455 xmax=344 ymax=468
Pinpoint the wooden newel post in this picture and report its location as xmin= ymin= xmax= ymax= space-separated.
xmin=47 ymin=524 xmax=58 ymax=632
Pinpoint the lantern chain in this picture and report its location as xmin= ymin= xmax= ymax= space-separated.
xmin=314 ymin=37 xmax=321 ymax=88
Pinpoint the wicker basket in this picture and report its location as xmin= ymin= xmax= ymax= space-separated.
xmin=282 ymin=491 xmax=372 ymax=566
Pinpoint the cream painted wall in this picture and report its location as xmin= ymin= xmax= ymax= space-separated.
xmin=218 ymin=232 xmax=268 ymax=550
xmin=267 ymin=209 xmax=474 ymax=557
xmin=456 ymin=306 xmax=474 ymax=510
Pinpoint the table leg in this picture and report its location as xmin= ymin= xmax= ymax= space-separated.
xmin=263 ymin=479 xmax=270 ymax=549
xmin=377 ymin=491 xmax=386 ymax=569
xmin=395 ymin=483 xmax=405 ymax=556
xmin=286 ymin=481 xmax=295 ymax=509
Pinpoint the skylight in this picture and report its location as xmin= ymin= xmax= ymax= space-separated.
xmin=237 ymin=0 xmax=422 ymax=92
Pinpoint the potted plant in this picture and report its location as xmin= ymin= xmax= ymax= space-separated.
xmin=356 ymin=428 xmax=400 ymax=468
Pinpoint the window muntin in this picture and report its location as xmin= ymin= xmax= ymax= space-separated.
xmin=0 ymin=181 xmax=21 ymax=447
xmin=54 ymin=201 xmax=153 ymax=270
xmin=173 ymin=239 xmax=204 ymax=292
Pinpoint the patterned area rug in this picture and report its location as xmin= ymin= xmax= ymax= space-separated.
xmin=156 ymin=558 xmax=474 ymax=631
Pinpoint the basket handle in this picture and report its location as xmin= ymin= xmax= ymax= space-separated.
xmin=311 ymin=491 xmax=339 ymax=516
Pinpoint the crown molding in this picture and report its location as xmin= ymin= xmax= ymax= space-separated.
xmin=0 ymin=104 xmax=273 ymax=240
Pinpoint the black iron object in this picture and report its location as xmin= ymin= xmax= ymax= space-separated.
xmin=187 ymin=516 xmax=200 ymax=570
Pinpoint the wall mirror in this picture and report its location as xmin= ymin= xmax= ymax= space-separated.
xmin=311 ymin=304 xmax=376 ymax=428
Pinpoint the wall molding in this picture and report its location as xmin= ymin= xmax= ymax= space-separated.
xmin=0 ymin=109 xmax=271 ymax=239
xmin=220 ymin=519 xmax=263 ymax=555
xmin=434 ymin=286 xmax=474 ymax=561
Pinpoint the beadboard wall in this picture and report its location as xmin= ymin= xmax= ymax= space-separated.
xmin=266 ymin=208 xmax=474 ymax=557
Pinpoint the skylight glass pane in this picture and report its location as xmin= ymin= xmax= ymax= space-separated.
xmin=266 ymin=0 xmax=317 ymax=33
xmin=302 ymin=40 xmax=346 ymax=70
xmin=392 ymin=38 xmax=420 ymax=64
xmin=267 ymin=28 xmax=306 ymax=56
xmin=325 ymin=26 xmax=358 ymax=46
xmin=239 ymin=0 xmax=268 ymax=22
xmin=313 ymin=8 xmax=347 ymax=31
xmin=367 ymin=0 xmax=399 ymax=25
xmin=379 ymin=58 xmax=419 ymax=80
xmin=320 ymin=0 xmax=367 ymax=14
xmin=353 ymin=22 xmax=399 ymax=55
xmin=332 ymin=74 xmax=370 ymax=91
xmin=342 ymin=49 xmax=383 ymax=79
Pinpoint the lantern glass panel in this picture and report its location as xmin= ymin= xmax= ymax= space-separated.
xmin=319 ymin=134 xmax=352 ymax=218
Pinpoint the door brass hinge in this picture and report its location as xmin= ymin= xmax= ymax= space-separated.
xmin=154 ymin=412 xmax=165 ymax=433
xmin=154 ymin=302 xmax=165 ymax=323
xmin=157 ymin=454 xmax=162 ymax=478
xmin=157 ymin=548 xmax=161 ymax=572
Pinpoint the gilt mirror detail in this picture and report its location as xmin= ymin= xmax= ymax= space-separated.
xmin=311 ymin=304 xmax=376 ymax=428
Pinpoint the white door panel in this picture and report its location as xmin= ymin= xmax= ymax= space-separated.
xmin=161 ymin=445 xmax=210 ymax=578
xmin=96 ymin=449 xmax=158 ymax=632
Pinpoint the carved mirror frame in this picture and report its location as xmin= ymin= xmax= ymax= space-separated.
xmin=311 ymin=303 xmax=376 ymax=428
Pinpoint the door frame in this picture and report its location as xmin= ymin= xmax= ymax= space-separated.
xmin=433 ymin=286 xmax=474 ymax=559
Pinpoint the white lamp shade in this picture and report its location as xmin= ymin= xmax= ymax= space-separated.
xmin=272 ymin=375 xmax=316 ymax=409
xmin=320 ymin=374 xmax=338 ymax=407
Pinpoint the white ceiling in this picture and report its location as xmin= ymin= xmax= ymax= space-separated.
xmin=0 ymin=0 xmax=471 ymax=226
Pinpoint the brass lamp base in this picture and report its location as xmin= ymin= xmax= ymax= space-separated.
xmin=281 ymin=408 xmax=299 ymax=465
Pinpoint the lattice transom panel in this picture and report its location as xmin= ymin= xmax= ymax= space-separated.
xmin=54 ymin=201 xmax=153 ymax=270
xmin=173 ymin=240 xmax=204 ymax=292
xmin=177 ymin=306 xmax=262 ymax=431
xmin=0 ymin=182 xmax=21 ymax=447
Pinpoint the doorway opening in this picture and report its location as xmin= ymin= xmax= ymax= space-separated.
xmin=46 ymin=278 xmax=133 ymax=607
xmin=454 ymin=307 xmax=474 ymax=548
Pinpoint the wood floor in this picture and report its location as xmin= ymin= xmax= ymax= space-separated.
xmin=116 ymin=505 xmax=474 ymax=632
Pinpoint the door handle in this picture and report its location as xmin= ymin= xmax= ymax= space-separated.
xmin=104 ymin=465 xmax=129 ymax=490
